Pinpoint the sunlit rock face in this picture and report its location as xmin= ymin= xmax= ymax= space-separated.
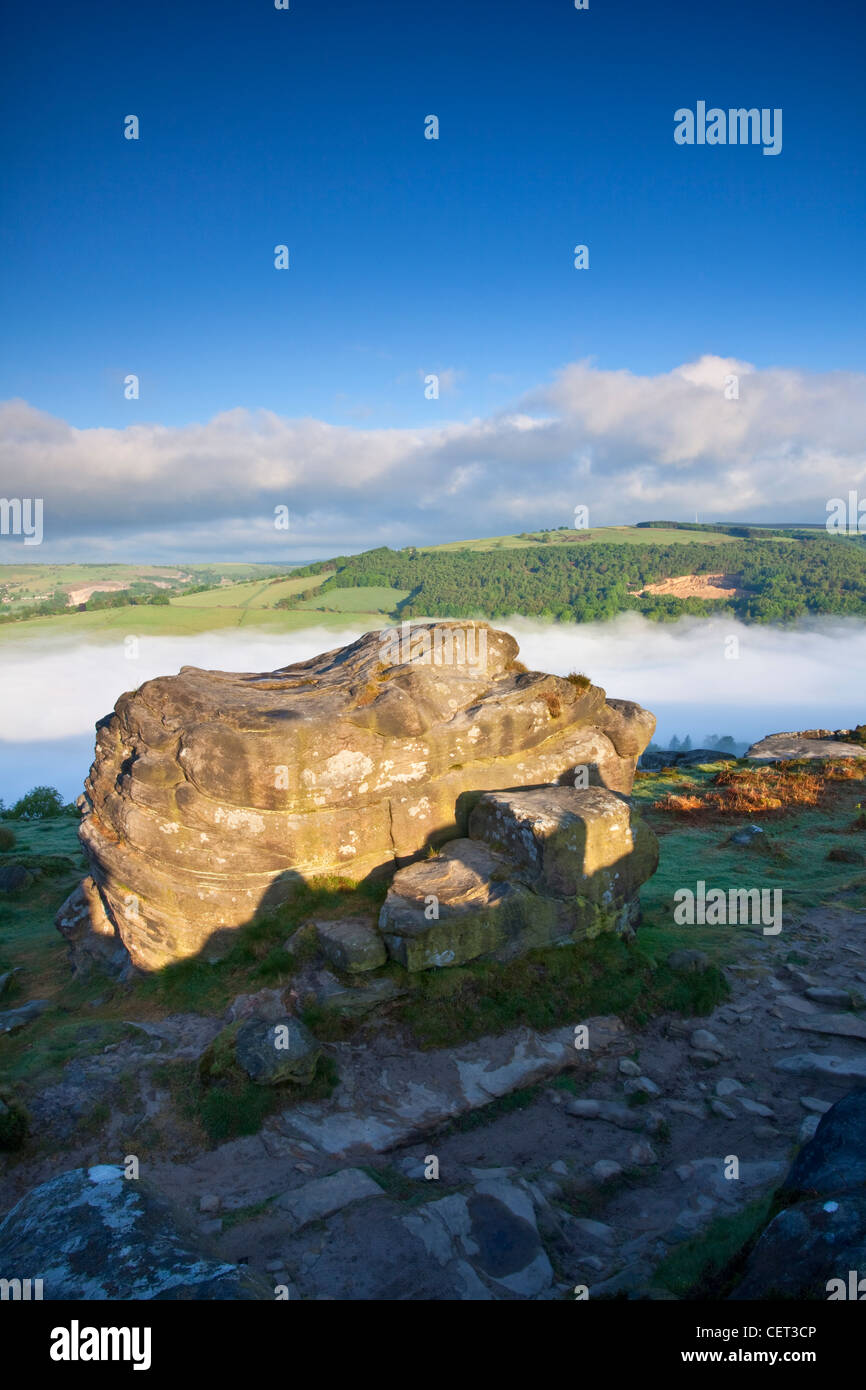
xmin=379 ymin=786 xmax=659 ymax=971
xmin=58 ymin=623 xmax=655 ymax=972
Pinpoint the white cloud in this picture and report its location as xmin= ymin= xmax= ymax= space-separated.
xmin=1 ymin=354 xmax=864 ymax=559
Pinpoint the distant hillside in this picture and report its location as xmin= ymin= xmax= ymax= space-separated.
xmin=2 ymin=523 xmax=865 ymax=640
xmin=278 ymin=524 xmax=866 ymax=624
xmin=0 ymin=562 xmax=294 ymax=628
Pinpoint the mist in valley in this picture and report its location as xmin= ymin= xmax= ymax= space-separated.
xmin=1 ymin=613 xmax=864 ymax=804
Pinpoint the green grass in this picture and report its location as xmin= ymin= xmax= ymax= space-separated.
xmin=1 ymin=1018 xmax=143 ymax=1087
xmin=0 ymin=815 xmax=86 ymax=1007
xmin=652 ymin=1195 xmax=775 ymax=1298
xmin=294 ymin=585 xmax=410 ymax=613
xmin=220 ymin=1196 xmax=278 ymax=1231
xmin=171 ymin=571 xmax=332 ymax=610
xmin=433 ymin=1083 xmax=542 ymax=1135
xmin=0 ymin=602 xmax=384 ymax=644
xmin=633 ymin=762 xmax=866 ymax=952
xmin=396 ymin=933 xmax=729 ymax=1049
xmin=193 ymin=1053 xmax=339 ymax=1146
xmin=419 ymin=527 xmax=747 ymax=552
xmin=556 ymin=1166 xmax=649 ymax=1221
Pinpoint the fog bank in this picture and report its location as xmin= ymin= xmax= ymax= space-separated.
xmin=1 ymin=614 xmax=864 ymax=804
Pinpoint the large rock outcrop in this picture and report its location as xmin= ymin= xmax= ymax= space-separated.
xmin=747 ymin=728 xmax=866 ymax=762
xmin=0 ymin=1165 xmax=270 ymax=1299
xmin=59 ymin=622 xmax=655 ymax=972
xmin=730 ymin=1088 xmax=866 ymax=1300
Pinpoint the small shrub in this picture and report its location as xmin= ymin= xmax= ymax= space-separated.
xmin=0 ymin=826 xmax=15 ymax=851
xmin=653 ymin=763 xmax=837 ymax=817
xmin=540 ymin=691 xmax=562 ymax=719
xmin=566 ymin=671 xmax=591 ymax=690
xmin=0 ymin=1088 xmax=29 ymax=1151
xmin=198 ymin=1079 xmax=275 ymax=1144
xmin=652 ymin=793 xmax=705 ymax=813
xmin=823 ymin=758 xmax=866 ymax=781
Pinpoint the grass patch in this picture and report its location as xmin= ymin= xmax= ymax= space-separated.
xmin=133 ymin=876 xmax=388 ymax=1017
xmin=221 ymin=1196 xmax=277 ymax=1231
xmin=397 ymin=933 xmax=729 ymax=1049
xmin=195 ymin=1052 xmax=339 ymax=1147
xmin=633 ymin=761 xmax=866 ymax=939
xmin=0 ymin=1085 xmax=29 ymax=1150
xmin=358 ymin=1160 xmax=465 ymax=1208
xmin=557 ymin=1166 xmax=647 ymax=1220
xmin=653 ymin=1195 xmax=775 ymax=1298
xmin=0 ymin=1018 xmax=143 ymax=1087
xmin=433 ymin=1084 xmax=542 ymax=1136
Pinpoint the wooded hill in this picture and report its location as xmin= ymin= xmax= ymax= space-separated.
xmin=278 ymin=525 xmax=866 ymax=624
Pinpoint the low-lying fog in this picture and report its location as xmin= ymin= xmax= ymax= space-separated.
xmin=1 ymin=614 xmax=864 ymax=805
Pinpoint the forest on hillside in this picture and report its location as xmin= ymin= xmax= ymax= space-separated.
xmin=278 ymin=535 xmax=866 ymax=624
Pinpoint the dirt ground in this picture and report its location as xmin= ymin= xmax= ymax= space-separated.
xmin=630 ymin=573 xmax=745 ymax=600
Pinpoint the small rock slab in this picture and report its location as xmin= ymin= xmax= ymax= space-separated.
xmin=314 ymin=919 xmax=386 ymax=973
xmin=804 ymin=987 xmax=853 ymax=1007
xmin=277 ymin=1168 xmax=384 ymax=1230
xmin=292 ymin=967 xmax=407 ymax=1018
xmin=565 ymin=1098 xmax=644 ymax=1131
xmin=378 ymin=838 xmax=526 ymax=970
xmin=0 ymin=999 xmax=49 ymax=1034
xmin=746 ymin=733 xmax=866 ymax=762
xmin=667 ymin=949 xmax=710 ymax=972
xmin=792 ymin=1013 xmax=866 ymax=1041
xmin=0 ymin=863 xmax=34 ymax=893
xmin=775 ymin=1052 xmax=866 ymax=1082
xmin=799 ymin=1096 xmax=832 ymax=1114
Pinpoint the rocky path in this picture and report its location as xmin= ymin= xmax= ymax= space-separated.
xmin=148 ymin=894 xmax=866 ymax=1298
xmin=4 ymin=892 xmax=865 ymax=1299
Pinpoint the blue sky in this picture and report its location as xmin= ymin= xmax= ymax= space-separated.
xmin=1 ymin=0 xmax=864 ymax=557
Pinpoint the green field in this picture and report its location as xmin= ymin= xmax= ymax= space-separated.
xmin=171 ymin=572 xmax=332 ymax=610
xmin=0 ymin=561 xmax=290 ymax=608
xmin=294 ymin=585 xmax=410 ymax=613
xmin=0 ymin=602 xmax=383 ymax=645
xmin=420 ymin=526 xmax=748 ymax=552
